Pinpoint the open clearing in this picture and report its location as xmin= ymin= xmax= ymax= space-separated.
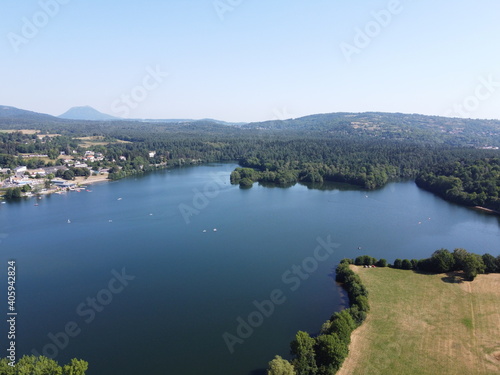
xmin=338 ymin=267 xmax=500 ymax=375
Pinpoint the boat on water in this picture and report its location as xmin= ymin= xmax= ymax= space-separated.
xmin=213 ymin=228 xmax=217 ymax=232
xmin=67 ymin=219 xmax=71 ymax=224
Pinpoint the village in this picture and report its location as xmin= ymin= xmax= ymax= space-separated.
xmin=0 ymin=150 xmax=112 ymax=197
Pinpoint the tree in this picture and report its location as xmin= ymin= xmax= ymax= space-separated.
xmin=290 ymin=331 xmax=317 ymax=375
xmin=393 ymin=259 xmax=402 ymax=269
xmin=328 ymin=310 xmax=356 ymax=344
xmin=0 ymin=355 xmax=88 ymax=375
xmin=314 ymin=334 xmax=348 ymax=375
xmin=267 ymin=355 xmax=296 ymax=375
xmin=401 ymin=259 xmax=412 ymax=270
xmin=431 ymin=249 xmax=455 ymax=273
xmin=482 ymin=253 xmax=498 ymax=273
xmin=462 ymin=254 xmax=486 ymax=281
xmin=63 ymin=169 xmax=75 ymax=180
xmin=62 ymin=358 xmax=89 ymax=375
xmin=376 ymin=258 xmax=387 ymax=267
xmin=453 ymin=248 xmax=469 ymax=271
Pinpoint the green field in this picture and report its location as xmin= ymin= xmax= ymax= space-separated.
xmin=338 ymin=267 xmax=500 ymax=375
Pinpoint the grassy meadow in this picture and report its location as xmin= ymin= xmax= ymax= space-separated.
xmin=338 ymin=267 xmax=500 ymax=375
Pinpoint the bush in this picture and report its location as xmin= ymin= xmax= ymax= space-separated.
xmin=354 ymin=255 xmax=377 ymax=266
xmin=329 ymin=310 xmax=357 ymax=344
xmin=482 ymin=253 xmax=498 ymax=273
xmin=402 ymin=259 xmax=412 ymax=270
xmin=267 ymin=355 xmax=296 ymax=375
xmin=347 ymin=305 xmax=367 ymax=325
xmin=431 ymin=249 xmax=455 ymax=273
xmin=393 ymin=259 xmax=403 ymax=269
xmin=411 ymin=259 xmax=419 ymax=269
xmin=314 ymin=334 xmax=348 ymax=375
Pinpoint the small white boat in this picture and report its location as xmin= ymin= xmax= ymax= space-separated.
xmin=202 ymin=230 xmax=207 ymax=233
xmin=213 ymin=228 xmax=217 ymax=232
xmin=67 ymin=219 xmax=71 ymax=224
xmin=117 ymin=198 xmax=122 ymax=201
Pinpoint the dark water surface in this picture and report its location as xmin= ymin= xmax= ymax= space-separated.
xmin=0 ymin=164 xmax=498 ymax=374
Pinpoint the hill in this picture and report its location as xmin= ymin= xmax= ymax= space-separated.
xmin=338 ymin=267 xmax=500 ymax=375
xmin=243 ymin=112 xmax=500 ymax=147
xmin=59 ymin=106 xmax=120 ymax=121
xmin=0 ymin=106 xmax=61 ymax=123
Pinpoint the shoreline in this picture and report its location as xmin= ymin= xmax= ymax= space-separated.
xmin=471 ymin=206 xmax=500 ymax=215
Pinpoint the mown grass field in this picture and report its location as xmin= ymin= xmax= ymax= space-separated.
xmin=338 ymin=267 xmax=500 ymax=375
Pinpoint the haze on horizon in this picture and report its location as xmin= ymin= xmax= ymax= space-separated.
xmin=1 ymin=0 xmax=500 ymax=123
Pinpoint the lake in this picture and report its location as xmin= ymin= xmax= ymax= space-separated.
xmin=0 ymin=163 xmax=499 ymax=374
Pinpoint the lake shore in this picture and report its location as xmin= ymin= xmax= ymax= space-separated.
xmin=472 ymin=206 xmax=500 ymax=215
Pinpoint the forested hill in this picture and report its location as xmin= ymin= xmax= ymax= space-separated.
xmin=1 ymin=108 xmax=500 ymax=148
xmin=242 ymin=112 xmax=500 ymax=147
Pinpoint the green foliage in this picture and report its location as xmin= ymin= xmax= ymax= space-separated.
xmin=267 ymin=356 xmax=296 ymax=375
xmin=346 ymin=305 xmax=367 ymax=325
xmin=328 ymin=310 xmax=357 ymax=344
xmin=376 ymin=258 xmax=387 ymax=267
xmin=3 ymin=187 xmax=22 ymax=199
xmin=314 ymin=334 xmax=348 ymax=375
xmin=354 ymin=255 xmax=377 ymax=266
xmin=482 ymin=254 xmax=498 ymax=273
xmin=462 ymin=253 xmax=486 ymax=281
xmin=393 ymin=259 xmax=403 ymax=269
xmin=290 ymin=331 xmax=317 ymax=375
xmin=416 ymin=158 xmax=500 ymax=212
xmin=401 ymin=259 xmax=413 ymax=270
xmin=63 ymin=169 xmax=75 ymax=180
xmin=0 ymin=356 xmax=88 ymax=375
xmin=430 ymin=249 xmax=455 ymax=273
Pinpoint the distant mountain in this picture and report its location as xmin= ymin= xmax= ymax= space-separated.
xmin=0 ymin=105 xmax=60 ymax=122
xmin=59 ymin=106 xmax=120 ymax=121
xmin=242 ymin=112 xmax=500 ymax=147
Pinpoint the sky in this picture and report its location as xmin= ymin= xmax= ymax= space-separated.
xmin=1 ymin=0 xmax=500 ymax=122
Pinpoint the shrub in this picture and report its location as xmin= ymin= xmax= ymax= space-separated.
xmin=401 ymin=259 xmax=412 ymax=270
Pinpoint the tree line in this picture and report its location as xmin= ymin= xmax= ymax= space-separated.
xmin=416 ymin=158 xmax=500 ymax=211
xmin=266 ymin=247 xmax=500 ymax=374
xmin=267 ymin=259 xmax=370 ymax=375
xmin=0 ymin=356 xmax=88 ymax=374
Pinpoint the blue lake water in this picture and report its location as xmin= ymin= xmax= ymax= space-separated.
xmin=0 ymin=163 xmax=499 ymax=374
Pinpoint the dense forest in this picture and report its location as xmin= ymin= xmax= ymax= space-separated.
xmin=1 ymin=110 xmax=499 ymax=211
xmin=416 ymin=158 xmax=500 ymax=211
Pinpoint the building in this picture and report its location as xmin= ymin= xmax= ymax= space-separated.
xmin=29 ymin=169 xmax=46 ymax=177
xmin=14 ymin=166 xmax=27 ymax=174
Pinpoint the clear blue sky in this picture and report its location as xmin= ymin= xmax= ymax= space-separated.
xmin=1 ymin=0 xmax=500 ymax=122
